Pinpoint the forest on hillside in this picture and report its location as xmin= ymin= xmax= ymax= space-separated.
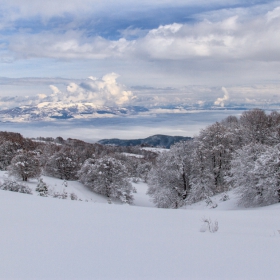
xmin=1 ymin=108 xmax=280 ymax=208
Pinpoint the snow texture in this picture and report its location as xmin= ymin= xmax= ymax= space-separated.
xmin=0 ymin=171 xmax=280 ymax=279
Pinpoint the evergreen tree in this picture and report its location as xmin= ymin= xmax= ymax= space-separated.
xmin=36 ymin=178 xmax=49 ymax=197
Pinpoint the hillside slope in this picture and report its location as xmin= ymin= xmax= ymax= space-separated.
xmin=0 ymin=183 xmax=280 ymax=279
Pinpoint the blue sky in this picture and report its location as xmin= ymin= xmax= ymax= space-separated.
xmin=1 ymin=0 xmax=280 ymax=110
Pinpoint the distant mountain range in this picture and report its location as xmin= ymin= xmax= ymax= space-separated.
xmin=0 ymin=102 xmax=149 ymax=122
xmin=98 ymin=134 xmax=192 ymax=148
xmin=0 ymin=101 xmax=254 ymax=123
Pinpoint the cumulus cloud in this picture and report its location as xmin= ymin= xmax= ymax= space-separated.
xmin=45 ymin=73 xmax=135 ymax=106
xmin=214 ymin=87 xmax=229 ymax=107
xmin=2 ymin=80 xmax=280 ymax=110
xmin=133 ymin=13 xmax=280 ymax=61
xmin=0 ymin=73 xmax=135 ymax=109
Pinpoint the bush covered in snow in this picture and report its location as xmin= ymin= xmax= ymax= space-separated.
xmin=70 ymin=192 xmax=78 ymax=200
xmin=52 ymin=190 xmax=68 ymax=199
xmin=0 ymin=179 xmax=32 ymax=194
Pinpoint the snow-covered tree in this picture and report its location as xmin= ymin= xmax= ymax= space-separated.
xmin=184 ymin=122 xmax=237 ymax=204
xmin=194 ymin=122 xmax=237 ymax=193
xmin=266 ymin=111 xmax=280 ymax=145
xmin=147 ymin=141 xmax=193 ymax=208
xmin=227 ymin=143 xmax=268 ymax=207
xmin=136 ymin=162 xmax=152 ymax=182
xmin=187 ymin=140 xmax=215 ymax=203
xmin=79 ymin=156 xmax=135 ymax=204
xmin=44 ymin=148 xmax=80 ymax=180
xmin=231 ymin=144 xmax=280 ymax=207
xmin=252 ymin=144 xmax=280 ymax=205
xmin=8 ymin=151 xmax=41 ymax=181
xmin=0 ymin=141 xmax=20 ymax=170
xmin=239 ymin=109 xmax=269 ymax=145
xmin=39 ymin=142 xmax=60 ymax=167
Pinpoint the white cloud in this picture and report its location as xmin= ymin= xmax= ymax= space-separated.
xmin=266 ymin=6 xmax=280 ymax=22
xmin=8 ymin=31 xmax=131 ymax=60
xmin=5 ymin=6 xmax=280 ymax=64
xmin=0 ymin=74 xmax=135 ymax=109
xmin=2 ymin=80 xmax=280 ymax=110
xmin=134 ymin=13 xmax=280 ymax=61
xmin=47 ymin=73 xmax=134 ymax=106
xmin=49 ymin=85 xmax=61 ymax=95
xmin=214 ymin=87 xmax=229 ymax=107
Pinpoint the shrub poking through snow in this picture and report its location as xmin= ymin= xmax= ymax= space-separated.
xmin=220 ymin=193 xmax=230 ymax=202
xmin=70 ymin=192 xmax=78 ymax=200
xmin=200 ymin=217 xmax=219 ymax=233
xmin=62 ymin=180 xmax=68 ymax=188
xmin=0 ymin=179 xmax=32 ymax=194
xmin=36 ymin=178 xmax=49 ymax=197
xmin=205 ymin=196 xmax=218 ymax=208
xmin=53 ymin=190 xmax=68 ymax=199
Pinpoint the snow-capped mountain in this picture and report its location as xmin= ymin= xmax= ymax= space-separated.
xmin=0 ymin=100 xmax=254 ymax=123
xmin=0 ymin=102 xmax=149 ymax=122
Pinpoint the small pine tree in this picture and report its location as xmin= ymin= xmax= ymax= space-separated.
xmin=36 ymin=178 xmax=48 ymax=197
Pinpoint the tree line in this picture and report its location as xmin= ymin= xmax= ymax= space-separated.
xmin=0 ymin=132 xmax=156 ymax=204
xmin=147 ymin=109 xmax=280 ymax=208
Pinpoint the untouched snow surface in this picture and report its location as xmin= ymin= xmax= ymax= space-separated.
xmin=0 ymin=173 xmax=280 ymax=279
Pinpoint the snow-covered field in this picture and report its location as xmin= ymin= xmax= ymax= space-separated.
xmin=0 ymin=172 xmax=280 ymax=279
xmin=141 ymin=147 xmax=169 ymax=153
